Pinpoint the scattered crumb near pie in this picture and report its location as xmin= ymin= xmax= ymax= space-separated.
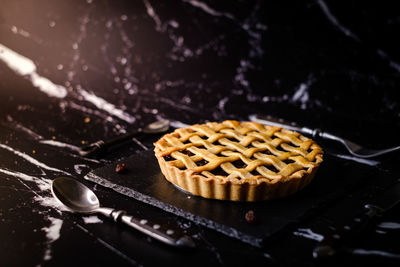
xmin=245 ymin=210 xmax=257 ymax=224
xmin=115 ymin=163 xmax=127 ymax=173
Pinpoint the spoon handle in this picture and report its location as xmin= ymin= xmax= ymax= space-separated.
xmin=97 ymin=207 xmax=195 ymax=248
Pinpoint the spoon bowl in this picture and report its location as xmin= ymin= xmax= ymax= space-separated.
xmin=51 ymin=176 xmax=195 ymax=248
xmin=142 ymin=119 xmax=170 ymax=134
xmin=52 ymin=177 xmax=100 ymax=213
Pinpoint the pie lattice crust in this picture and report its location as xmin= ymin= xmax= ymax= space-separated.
xmin=154 ymin=120 xmax=323 ymax=201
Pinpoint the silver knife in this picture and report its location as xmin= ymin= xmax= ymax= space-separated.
xmin=250 ymin=114 xmax=331 ymax=138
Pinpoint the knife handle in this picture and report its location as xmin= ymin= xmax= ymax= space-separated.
xmin=78 ymin=130 xmax=142 ymax=157
xmin=97 ymin=207 xmax=195 ymax=248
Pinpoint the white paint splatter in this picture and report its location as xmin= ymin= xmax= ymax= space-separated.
xmin=293 ymin=228 xmax=324 ymax=242
xmin=83 ymin=216 xmax=103 ymax=224
xmin=0 ymin=43 xmax=67 ymax=98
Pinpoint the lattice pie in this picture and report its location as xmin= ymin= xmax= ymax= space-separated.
xmin=154 ymin=120 xmax=323 ymax=201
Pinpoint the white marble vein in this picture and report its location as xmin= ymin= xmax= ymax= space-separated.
xmin=378 ymin=221 xmax=400 ymax=230
xmin=41 ymin=217 xmax=63 ymax=261
xmin=39 ymin=140 xmax=80 ymax=152
xmin=0 ymin=43 xmax=67 ymax=98
xmin=82 ymin=216 xmax=103 ymax=224
xmin=316 ymin=0 xmax=360 ymax=42
xmin=183 ymin=0 xmax=235 ymax=20
xmin=317 ymin=0 xmax=400 ymax=73
xmin=78 ymin=89 xmax=136 ymax=124
xmin=293 ymin=228 xmax=324 ymax=242
xmin=352 ymin=249 xmax=400 ymax=259
xmin=291 ymin=75 xmax=314 ymax=110
xmin=143 ymin=0 xmax=162 ymax=31
xmin=0 ymin=144 xmax=70 ymax=175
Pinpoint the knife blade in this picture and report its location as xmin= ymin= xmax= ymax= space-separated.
xmin=249 ymin=114 xmax=314 ymax=135
xmin=249 ymin=114 xmax=370 ymax=157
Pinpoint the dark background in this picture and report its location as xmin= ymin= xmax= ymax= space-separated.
xmin=1 ymin=0 xmax=400 ymax=266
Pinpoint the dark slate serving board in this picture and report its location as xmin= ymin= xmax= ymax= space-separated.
xmin=84 ymin=149 xmax=379 ymax=247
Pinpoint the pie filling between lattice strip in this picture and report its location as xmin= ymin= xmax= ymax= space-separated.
xmin=154 ymin=120 xmax=323 ymax=201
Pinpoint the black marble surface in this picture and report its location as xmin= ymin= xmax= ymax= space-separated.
xmin=1 ymin=0 xmax=400 ymax=266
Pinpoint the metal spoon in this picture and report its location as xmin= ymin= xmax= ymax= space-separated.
xmin=51 ymin=176 xmax=195 ymax=248
xmin=79 ymin=120 xmax=170 ymax=157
